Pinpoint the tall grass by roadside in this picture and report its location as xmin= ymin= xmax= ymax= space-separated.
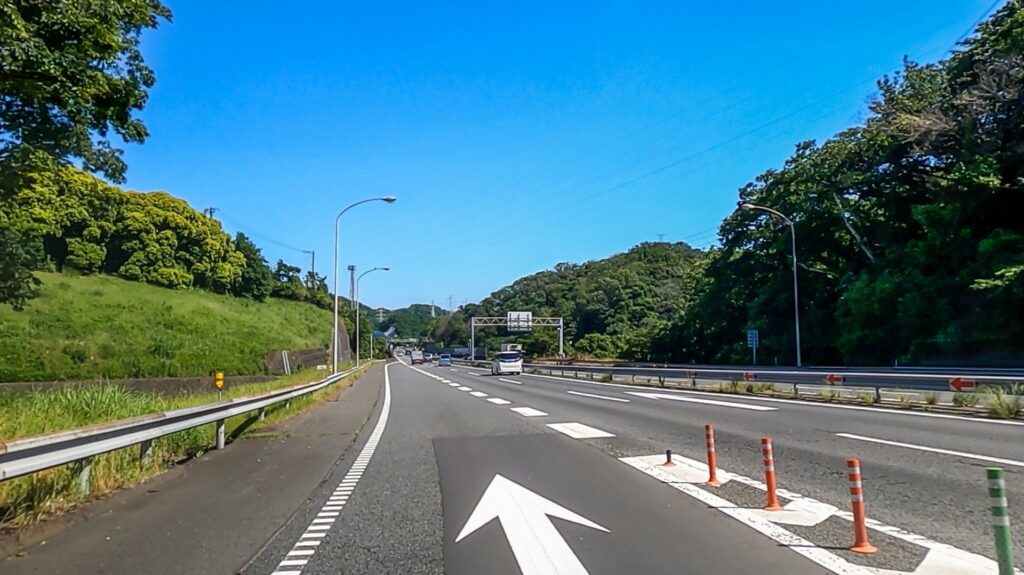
xmin=985 ymin=384 xmax=1023 ymax=419
xmin=0 ymin=272 xmax=333 ymax=382
xmin=0 ymin=364 xmax=364 ymax=526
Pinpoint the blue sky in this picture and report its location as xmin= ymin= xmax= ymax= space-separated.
xmin=122 ymin=1 xmax=1002 ymax=310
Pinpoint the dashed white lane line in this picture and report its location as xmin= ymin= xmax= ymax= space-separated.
xmin=566 ymin=390 xmax=630 ymax=403
xmin=470 ymin=391 xmax=488 ymax=398
xmin=471 ymin=372 xmax=481 ymax=376
xmin=448 ymin=382 xmax=460 ymax=387
xmin=498 ymin=378 xmax=523 ymax=385
xmin=547 ymin=422 xmax=615 ymax=439
xmin=835 ymin=433 xmax=1024 ymax=468
xmin=458 ymin=386 xmax=473 ymax=391
xmin=625 ymin=391 xmax=777 ymax=411
xmin=486 ymin=398 xmax=512 ymax=405
xmin=270 ymin=364 xmax=393 ymax=575
xmin=510 ymin=407 xmax=548 ymax=417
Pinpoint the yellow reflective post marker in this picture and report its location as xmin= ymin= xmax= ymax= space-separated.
xmin=214 ymin=371 xmax=224 ymax=402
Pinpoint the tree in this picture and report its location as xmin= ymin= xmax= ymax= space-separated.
xmin=233 ymin=233 xmax=273 ymax=300
xmin=271 ymin=260 xmax=308 ymax=301
xmin=0 ymin=0 xmax=171 ymax=309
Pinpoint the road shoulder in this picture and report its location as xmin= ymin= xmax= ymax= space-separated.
xmin=0 ymin=365 xmax=384 ymax=575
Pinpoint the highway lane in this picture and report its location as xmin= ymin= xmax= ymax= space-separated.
xmin=247 ymin=361 xmax=827 ymax=574
xmin=439 ymin=363 xmax=1024 ymax=567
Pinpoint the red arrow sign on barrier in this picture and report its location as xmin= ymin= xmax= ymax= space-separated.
xmin=949 ymin=377 xmax=976 ymax=392
xmin=743 ymin=372 xmax=756 ymax=381
xmin=825 ymin=374 xmax=845 ymax=385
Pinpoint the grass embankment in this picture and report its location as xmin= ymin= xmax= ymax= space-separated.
xmin=0 ymin=272 xmax=333 ymax=382
xmin=0 ymin=363 xmax=371 ymax=527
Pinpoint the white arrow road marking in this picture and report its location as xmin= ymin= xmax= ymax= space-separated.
xmin=835 ymin=433 xmax=1024 ymax=468
xmin=625 ymin=392 xmax=778 ymax=411
xmin=456 ymin=474 xmax=608 ymax=575
xmin=566 ymin=390 xmax=629 ymax=403
xmin=546 ymin=423 xmax=614 ymax=440
xmin=510 ymin=407 xmax=548 ymax=417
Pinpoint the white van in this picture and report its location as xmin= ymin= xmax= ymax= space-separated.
xmin=491 ymin=351 xmax=523 ymax=376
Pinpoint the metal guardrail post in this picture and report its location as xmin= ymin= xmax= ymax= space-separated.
xmin=875 ymin=387 xmax=882 ymax=404
xmin=258 ymin=407 xmax=266 ymax=421
xmin=215 ymin=419 xmax=226 ymax=450
xmin=74 ymin=457 xmax=92 ymax=494
xmin=139 ymin=440 xmax=153 ymax=466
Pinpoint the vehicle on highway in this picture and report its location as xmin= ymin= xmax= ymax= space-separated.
xmin=424 ymin=352 xmax=434 ymax=362
xmin=491 ymin=351 xmax=523 ymax=375
xmin=438 ymin=353 xmax=451 ymax=367
xmin=410 ymin=350 xmax=424 ymax=365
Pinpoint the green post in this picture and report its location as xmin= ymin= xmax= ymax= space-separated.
xmin=988 ymin=467 xmax=1015 ymax=575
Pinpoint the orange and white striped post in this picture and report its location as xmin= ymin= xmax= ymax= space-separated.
xmin=762 ymin=437 xmax=782 ymax=511
xmin=705 ymin=424 xmax=721 ymax=486
xmin=847 ymin=458 xmax=878 ymax=554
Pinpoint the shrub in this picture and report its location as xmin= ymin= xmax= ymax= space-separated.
xmin=986 ymin=385 xmax=1022 ymax=419
xmin=899 ymin=395 xmax=912 ymax=409
xmin=859 ymin=392 xmax=876 ymax=405
xmin=952 ymin=392 xmax=979 ymax=408
xmin=924 ymin=392 xmax=939 ymax=406
xmin=598 ymin=373 xmax=613 ymax=383
xmin=818 ymin=389 xmax=836 ymax=402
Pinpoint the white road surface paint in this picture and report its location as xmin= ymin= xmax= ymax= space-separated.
xmin=835 ymin=433 xmax=1024 ymax=468
xmin=621 ymin=453 xmax=1010 ymax=575
xmin=487 ymin=398 xmax=512 ymax=405
xmin=456 ymin=474 xmax=608 ymax=575
xmin=499 ymin=378 xmax=523 ymax=385
xmin=449 ymin=383 xmax=460 ymax=387
xmin=470 ymin=391 xmax=488 ymax=398
xmin=546 ymin=422 xmax=615 ymax=440
xmin=270 ymin=363 xmax=393 ymax=575
xmin=510 ymin=407 xmax=548 ymax=417
xmin=625 ymin=391 xmax=778 ymax=411
xmin=566 ymin=390 xmax=630 ymax=403
xmin=458 ymin=386 xmax=473 ymax=392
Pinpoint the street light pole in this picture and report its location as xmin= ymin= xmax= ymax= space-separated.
xmin=332 ymin=197 xmax=396 ymax=374
xmin=739 ymin=202 xmax=802 ymax=367
xmin=355 ymin=267 xmax=390 ymax=367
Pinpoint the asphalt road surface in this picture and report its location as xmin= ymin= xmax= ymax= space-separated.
xmin=5 ymin=359 xmax=1022 ymax=574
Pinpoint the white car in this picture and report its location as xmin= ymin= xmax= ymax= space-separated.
xmin=491 ymin=351 xmax=523 ymax=376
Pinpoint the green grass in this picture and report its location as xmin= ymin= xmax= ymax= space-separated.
xmin=985 ymin=384 xmax=1023 ymax=419
xmin=0 ymin=364 xmax=366 ymax=526
xmin=0 ymin=273 xmax=333 ymax=382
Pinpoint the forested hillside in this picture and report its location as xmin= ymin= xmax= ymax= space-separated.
xmin=431 ymin=243 xmax=702 ymax=359
xmin=380 ymin=304 xmax=447 ymax=338
xmin=439 ymin=3 xmax=1024 ymax=366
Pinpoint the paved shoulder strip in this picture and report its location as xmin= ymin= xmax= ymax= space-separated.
xmin=270 ymin=364 xmax=394 ymax=575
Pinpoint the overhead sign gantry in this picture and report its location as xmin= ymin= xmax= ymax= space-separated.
xmin=470 ymin=312 xmax=565 ymax=358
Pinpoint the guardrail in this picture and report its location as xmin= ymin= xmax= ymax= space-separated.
xmin=451 ymin=358 xmax=1021 ymax=394
xmin=0 ymin=367 xmax=363 ymax=488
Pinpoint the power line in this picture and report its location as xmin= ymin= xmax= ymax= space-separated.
xmin=216 ymin=210 xmax=306 ymax=254
xmin=955 ymin=0 xmax=1005 ymax=44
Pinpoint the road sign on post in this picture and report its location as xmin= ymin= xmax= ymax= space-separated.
xmin=214 ymin=371 xmax=224 ymax=402
xmin=747 ymin=329 xmax=759 ymax=365
xmin=507 ymin=311 xmax=533 ymax=332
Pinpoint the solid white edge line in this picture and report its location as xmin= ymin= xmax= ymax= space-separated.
xmin=273 ymin=362 xmax=393 ymax=573
xmin=566 ymin=390 xmax=630 ymax=403
xmin=518 ymin=371 xmax=1024 ymax=426
xmin=835 ymin=433 xmax=1024 ymax=468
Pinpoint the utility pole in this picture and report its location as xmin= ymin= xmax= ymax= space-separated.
xmin=378 ymin=308 xmax=386 ymax=322
xmin=447 ymin=295 xmax=453 ymax=312
xmin=303 ymin=250 xmax=315 ymax=277
xmin=202 ymin=207 xmax=219 ymax=218
xmin=348 ymin=265 xmax=357 ymax=310
xmin=431 ymin=299 xmax=436 ymax=318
